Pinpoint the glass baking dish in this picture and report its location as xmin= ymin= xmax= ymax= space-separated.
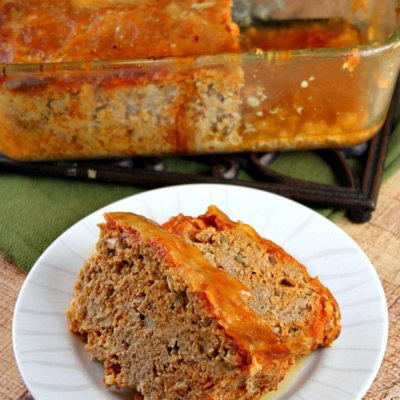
xmin=0 ymin=0 xmax=399 ymax=161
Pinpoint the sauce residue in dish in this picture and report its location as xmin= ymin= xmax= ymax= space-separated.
xmin=240 ymin=18 xmax=362 ymax=52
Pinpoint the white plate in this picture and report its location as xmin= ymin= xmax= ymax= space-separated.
xmin=13 ymin=184 xmax=388 ymax=400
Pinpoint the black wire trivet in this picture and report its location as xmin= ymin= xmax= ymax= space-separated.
xmin=1 ymin=76 xmax=398 ymax=223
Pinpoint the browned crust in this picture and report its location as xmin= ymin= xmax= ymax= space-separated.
xmin=163 ymin=205 xmax=341 ymax=358
xmin=67 ymin=211 xmax=293 ymax=399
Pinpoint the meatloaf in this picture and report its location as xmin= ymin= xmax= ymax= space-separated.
xmin=0 ymin=1 xmax=372 ymax=161
xmin=66 ymin=212 xmax=293 ymax=400
xmin=163 ymin=205 xmax=341 ymax=358
xmin=0 ymin=0 xmax=243 ymax=160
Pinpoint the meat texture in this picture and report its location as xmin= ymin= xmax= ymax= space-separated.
xmin=163 ymin=205 xmax=341 ymax=358
xmin=67 ymin=211 xmax=293 ymax=400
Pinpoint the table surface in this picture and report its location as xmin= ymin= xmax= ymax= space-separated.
xmin=1 ymin=168 xmax=399 ymax=400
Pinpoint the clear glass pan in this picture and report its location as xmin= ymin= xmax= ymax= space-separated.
xmin=1 ymin=0 xmax=399 ymax=161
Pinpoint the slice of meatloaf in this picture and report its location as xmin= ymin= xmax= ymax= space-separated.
xmin=66 ymin=211 xmax=293 ymax=400
xmin=163 ymin=205 xmax=341 ymax=359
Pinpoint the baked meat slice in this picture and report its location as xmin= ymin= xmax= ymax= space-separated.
xmin=163 ymin=205 xmax=341 ymax=358
xmin=67 ymin=211 xmax=293 ymax=400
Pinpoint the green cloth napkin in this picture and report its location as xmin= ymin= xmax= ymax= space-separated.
xmin=1 ymin=99 xmax=400 ymax=273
